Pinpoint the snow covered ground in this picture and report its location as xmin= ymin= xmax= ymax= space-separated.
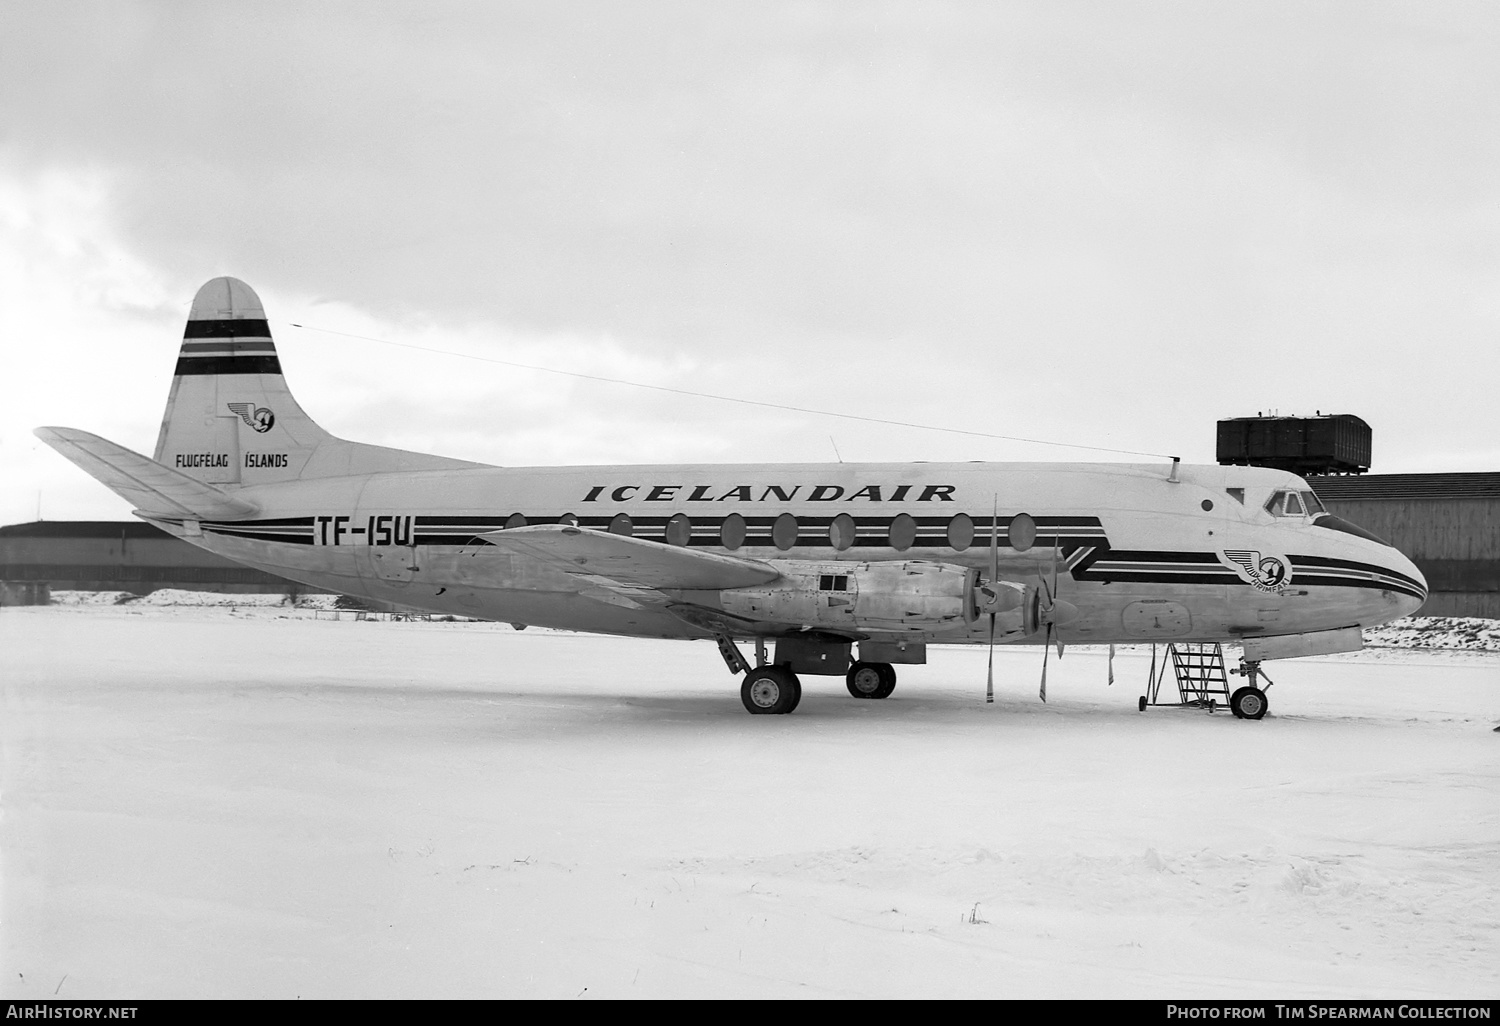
xmin=48 ymin=589 xmax=344 ymax=609
xmin=1364 ymin=616 xmax=1500 ymax=652
xmin=2 ymin=602 xmax=1497 ymax=999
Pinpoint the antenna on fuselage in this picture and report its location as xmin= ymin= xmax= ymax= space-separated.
xmin=1168 ymin=456 xmax=1181 ymax=483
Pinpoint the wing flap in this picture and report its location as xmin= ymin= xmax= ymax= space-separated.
xmin=35 ymin=426 xmax=258 ymax=520
xmin=479 ymin=525 xmax=780 ymax=591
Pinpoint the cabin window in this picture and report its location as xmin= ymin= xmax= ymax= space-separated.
xmin=1008 ymin=512 xmax=1037 ymax=552
xmin=772 ymin=513 xmax=799 ymax=551
xmin=818 ymin=574 xmax=850 ymax=592
xmin=665 ymin=513 xmax=692 ymax=546
xmin=608 ymin=513 xmax=633 ymax=536
xmin=889 ymin=513 xmax=916 ymax=552
xmin=1201 ymin=499 xmax=1214 ymax=511
xmin=947 ymin=513 xmax=974 ymax=551
xmin=829 ymin=513 xmax=856 ymax=551
xmin=720 ymin=513 xmax=746 ymax=551
xmin=505 ymin=513 xmax=527 ymax=529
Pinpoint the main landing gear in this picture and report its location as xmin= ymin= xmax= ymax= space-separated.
xmin=845 ymin=661 xmax=897 ymax=700
xmin=741 ymin=665 xmax=802 ymax=715
xmin=717 ymin=636 xmax=899 ymax=715
xmin=718 ymin=635 xmax=801 ymax=716
xmin=1228 ymin=658 xmax=1273 ymax=720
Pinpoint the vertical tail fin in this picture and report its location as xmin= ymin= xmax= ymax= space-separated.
xmin=154 ymin=276 xmax=330 ymax=485
xmin=153 ymin=277 xmax=483 ymax=485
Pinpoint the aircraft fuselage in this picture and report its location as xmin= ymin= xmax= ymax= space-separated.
xmin=160 ymin=458 xmax=1427 ymax=647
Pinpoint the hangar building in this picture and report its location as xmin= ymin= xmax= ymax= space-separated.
xmin=0 ymin=520 xmax=309 ymax=602
xmin=1307 ymin=473 xmax=1500 ymax=618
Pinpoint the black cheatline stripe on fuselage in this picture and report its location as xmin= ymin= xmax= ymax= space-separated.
xmin=183 ymin=319 xmax=274 ymax=339
xmin=203 ymin=516 xmax=315 ymax=527
xmin=203 ymin=531 xmax=315 ymax=544
xmin=200 ymin=516 xmax=315 ymax=545
xmin=196 ymin=515 xmax=1425 ymax=598
xmin=1289 ymin=571 xmax=1426 ymax=600
xmin=1069 ymin=544 xmax=1426 ymax=600
xmin=196 ymin=511 xmax=1099 ymax=556
xmin=410 ymin=513 xmax=1104 ymax=551
xmin=1290 ymin=554 xmax=1426 ymax=594
xmin=179 ymin=341 xmax=278 ymax=354
xmin=410 ymin=514 xmax=1105 ymax=527
xmin=174 ymin=355 xmax=283 ymax=376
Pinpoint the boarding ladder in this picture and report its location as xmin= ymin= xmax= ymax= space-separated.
xmin=1142 ymin=643 xmax=1233 ymax=710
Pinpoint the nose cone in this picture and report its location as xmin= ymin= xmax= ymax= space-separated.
xmin=1311 ymin=513 xmax=1427 ymax=625
xmin=1386 ymin=547 xmax=1428 ymax=619
xmin=1357 ymin=540 xmax=1427 ymax=625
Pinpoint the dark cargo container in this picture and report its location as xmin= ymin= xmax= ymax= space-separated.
xmin=1216 ymin=415 xmax=1371 ymax=475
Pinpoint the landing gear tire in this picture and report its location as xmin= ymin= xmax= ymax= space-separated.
xmin=742 ymin=666 xmax=802 ymax=715
xmin=1138 ymin=696 xmax=1147 ymax=712
xmin=846 ymin=661 xmax=896 ymax=700
xmin=1230 ymin=686 xmax=1268 ymax=720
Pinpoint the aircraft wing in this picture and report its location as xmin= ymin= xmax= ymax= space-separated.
xmin=478 ymin=525 xmax=781 ymax=593
xmin=34 ymin=426 xmax=258 ymax=520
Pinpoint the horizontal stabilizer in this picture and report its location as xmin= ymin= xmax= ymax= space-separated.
xmin=479 ymin=525 xmax=781 ymax=591
xmin=35 ymin=426 xmax=258 ymax=520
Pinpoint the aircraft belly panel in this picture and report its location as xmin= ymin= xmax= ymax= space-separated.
xmin=193 ymin=530 xmax=359 ymax=578
xmin=187 ymin=530 xmax=707 ymax=636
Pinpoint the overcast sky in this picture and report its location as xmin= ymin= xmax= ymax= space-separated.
xmin=3 ymin=1 xmax=1497 ymax=523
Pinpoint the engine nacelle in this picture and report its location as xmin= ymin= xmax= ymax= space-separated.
xmin=719 ymin=560 xmax=980 ymax=633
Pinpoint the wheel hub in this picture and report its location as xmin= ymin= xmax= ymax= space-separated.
xmin=750 ymin=679 xmax=781 ymax=707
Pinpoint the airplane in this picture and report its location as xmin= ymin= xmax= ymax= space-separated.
xmin=37 ymin=277 xmax=1428 ymax=719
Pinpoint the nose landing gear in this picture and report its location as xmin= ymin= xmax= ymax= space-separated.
xmin=1228 ymin=658 xmax=1274 ymax=720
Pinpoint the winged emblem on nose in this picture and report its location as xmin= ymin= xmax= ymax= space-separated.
xmin=227 ymin=403 xmax=275 ymax=433
xmin=1221 ymin=549 xmax=1291 ymax=592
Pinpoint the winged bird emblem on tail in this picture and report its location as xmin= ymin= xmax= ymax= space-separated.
xmin=227 ymin=402 xmax=275 ymax=433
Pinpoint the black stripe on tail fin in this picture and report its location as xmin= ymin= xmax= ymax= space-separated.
xmin=173 ymin=278 xmax=282 ymax=375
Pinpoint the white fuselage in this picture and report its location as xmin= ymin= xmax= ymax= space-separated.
xmin=155 ymin=458 xmax=1427 ymax=646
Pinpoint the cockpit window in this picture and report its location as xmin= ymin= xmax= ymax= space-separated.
xmin=1264 ymin=489 xmax=1313 ymax=518
xmin=1226 ymin=487 xmax=1245 ymax=504
xmin=1302 ymin=490 xmax=1325 ymax=515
